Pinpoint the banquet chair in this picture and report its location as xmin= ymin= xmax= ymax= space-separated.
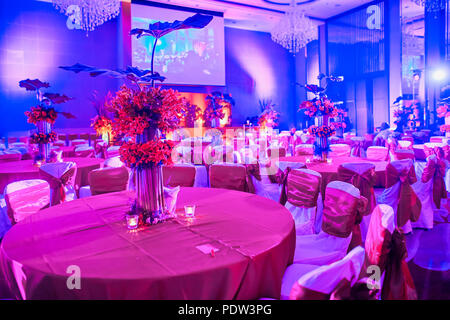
xmin=329 ymin=136 xmax=341 ymax=145
xmin=246 ymin=160 xmax=280 ymax=201
xmin=209 ymin=163 xmax=247 ymax=192
xmin=67 ymin=133 xmax=79 ymax=141
xmin=281 ymin=246 xmax=366 ymax=300
xmin=74 ymin=145 xmax=95 ymax=158
xmin=295 ymin=144 xmax=314 ymax=156
xmin=70 ymin=139 xmax=87 ymax=147
xmin=376 ymin=159 xmax=421 ymax=235
xmin=292 ymin=181 xmax=367 ymax=266
xmin=163 ymin=164 xmax=196 ymax=188
xmin=39 ymin=162 xmax=77 ymax=206
xmin=411 ymin=154 xmax=446 ymax=230
xmin=79 ymin=166 xmax=129 ymax=197
xmin=350 ymin=137 xmax=366 ymax=158
xmin=9 ymin=142 xmax=27 ymax=149
xmin=4 ymin=179 xmax=50 ymax=224
xmin=79 ymin=133 xmax=90 ymax=141
xmin=363 ymin=204 xmax=417 ymax=300
xmin=268 ymin=145 xmax=287 ymax=158
xmin=366 ymin=146 xmax=388 ymax=161
xmin=53 ymin=140 xmax=66 ymax=148
xmin=279 ymin=168 xmax=323 ymax=235
xmin=329 ymin=144 xmax=351 ymax=157
xmin=397 ymin=140 xmax=413 ymax=150
xmin=430 ymin=136 xmax=444 ymax=144
xmin=106 ymin=146 xmax=121 ymax=158
xmin=393 ymin=149 xmax=415 ymax=161
xmin=212 ymin=145 xmax=234 ymax=163
xmin=337 ymin=162 xmax=376 ymax=248
xmin=0 ymin=151 xmax=22 ymax=163
xmin=104 ymin=156 xmax=124 ymax=168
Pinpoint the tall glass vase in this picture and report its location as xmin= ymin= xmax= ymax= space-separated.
xmin=36 ymin=120 xmax=51 ymax=162
xmin=317 ymin=115 xmax=329 ymax=162
xmin=134 ymin=127 xmax=166 ymax=224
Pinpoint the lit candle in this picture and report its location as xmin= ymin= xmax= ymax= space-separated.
xmin=327 ymin=158 xmax=332 ymax=164
xmin=126 ymin=215 xmax=139 ymax=230
xmin=184 ymin=205 xmax=196 ymax=218
xmin=306 ymin=158 xmax=311 ymax=164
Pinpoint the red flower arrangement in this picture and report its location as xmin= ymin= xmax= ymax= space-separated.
xmin=119 ymin=139 xmax=174 ymax=168
xmin=437 ymin=104 xmax=449 ymax=118
xmin=440 ymin=124 xmax=450 ymax=133
xmin=106 ymin=85 xmax=186 ymax=137
xmin=300 ymin=97 xmax=340 ymax=118
xmin=25 ymin=106 xmax=58 ymax=125
xmin=30 ymin=132 xmax=58 ymax=144
xmin=91 ymin=115 xmax=113 ymax=136
xmin=308 ymin=125 xmax=336 ymax=138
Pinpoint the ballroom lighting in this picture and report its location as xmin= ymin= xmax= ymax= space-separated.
xmin=270 ymin=0 xmax=318 ymax=54
xmin=432 ymin=68 xmax=447 ymax=82
xmin=52 ymin=0 xmax=121 ymax=34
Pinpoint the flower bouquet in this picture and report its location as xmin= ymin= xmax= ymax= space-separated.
xmin=203 ymin=92 xmax=234 ymax=128
xmin=258 ymin=99 xmax=279 ymax=130
xmin=20 ymin=79 xmax=75 ymax=163
xmin=299 ymin=85 xmax=344 ymax=161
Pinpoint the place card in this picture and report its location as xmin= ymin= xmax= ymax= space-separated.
xmin=196 ymin=244 xmax=219 ymax=255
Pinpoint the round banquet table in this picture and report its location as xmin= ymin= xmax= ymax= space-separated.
xmin=0 ymin=187 xmax=295 ymax=300
xmin=0 ymin=157 xmax=104 ymax=191
xmin=278 ymin=156 xmax=388 ymax=196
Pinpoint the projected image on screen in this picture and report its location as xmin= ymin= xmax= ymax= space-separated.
xmin=131 ymin=4 xmax=225 ymax=86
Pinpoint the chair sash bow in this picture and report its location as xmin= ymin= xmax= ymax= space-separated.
xmin=421 ymin=158 xmax=447 ymax=209
xmin=385 ymin=163 xmax=421 ymax=227
xmin=39 ymin=166 xmax=77 ymax=205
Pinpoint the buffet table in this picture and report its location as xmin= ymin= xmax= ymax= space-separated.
xmin=0 ymin=187 xmax=295 ymax=299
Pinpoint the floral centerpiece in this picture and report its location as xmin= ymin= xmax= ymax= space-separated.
xmin=181 ymin=98 xmax=202 ymax=128
xmin=89 ymin=91 xmax=114 ymax=145
xmin=203 ymin=92 xmax=234 ymax=128
xmin=258 ymin=99 xmax=279 ymax=130
xmin=20 ymin=79 xmax=75 ymax=163
xmin=61 ymin=13 xmax=213 ymax=226
xmin=299 ymin=84 xmax=343 ymax=161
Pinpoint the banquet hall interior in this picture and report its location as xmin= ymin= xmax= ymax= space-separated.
xmin=0 ymin=0 xmax=449 ymax=301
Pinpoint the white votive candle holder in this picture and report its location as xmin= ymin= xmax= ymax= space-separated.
xmin=306 ymin=158 xmax=311 ymax=164
xmin=327 ymin=158 xmax=333 ymax=164
xmin=184 ymin=205 xmax=196 ymax=218
xmin=126 ymin=215 xmax=139 ymax=230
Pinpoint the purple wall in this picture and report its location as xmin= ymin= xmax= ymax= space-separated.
xmin=0 ymin=0 xmax=302 ymax=136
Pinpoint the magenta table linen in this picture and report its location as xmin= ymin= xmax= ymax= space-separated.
xmin=0 ymin=188 xmax=295 ymax=300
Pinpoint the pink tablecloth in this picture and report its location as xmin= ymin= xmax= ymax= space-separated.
xmin=0 ymin=187 xmax=295 ymax=300
xmin=0 ymin=158 xmax=104 ymax=191
xmin=278 ymin=156 xmax=388 ymax=195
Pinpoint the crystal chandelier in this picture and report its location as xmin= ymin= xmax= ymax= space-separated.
xmin=52 ymin=0 xmax=121 ymax=34
xmin=270 ymin=0 xmax=318 ymax=54
xmin=411 ymin=0 xmax=447 ymax=15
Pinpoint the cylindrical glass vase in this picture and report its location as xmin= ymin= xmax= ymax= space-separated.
xmin=36 ymin=120 xmax=52 ymax=162
xmin=134 ymin=127 xmax=166 ymax=224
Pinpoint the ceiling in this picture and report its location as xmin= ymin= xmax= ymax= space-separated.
xmin=140 ymin=0 xmax=376 ymax=32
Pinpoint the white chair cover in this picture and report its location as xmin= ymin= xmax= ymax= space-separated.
xmin=283 ymin=169 xmax=323 ymax=235
xmin=366 ymin=146 xmax=388 ymax=160
xmin=412 ymin=155 xmax=445 ymax=230
xmin=376 ymin=159 xmax=417 ymax=234
xmin=292 ymin=181 xmax=362 ymax=266
xmin=39 ymin=162 xmax=77 ymax=204
xmin=329 ymin=144 xmax=351 ymax=157
xmin=104 ymin=156 xmax=124 ymax=168
xmin=282 ymin=246 xmax=365 ymax=300
xmin=4 ymin=179 xmax=50 ymax=224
